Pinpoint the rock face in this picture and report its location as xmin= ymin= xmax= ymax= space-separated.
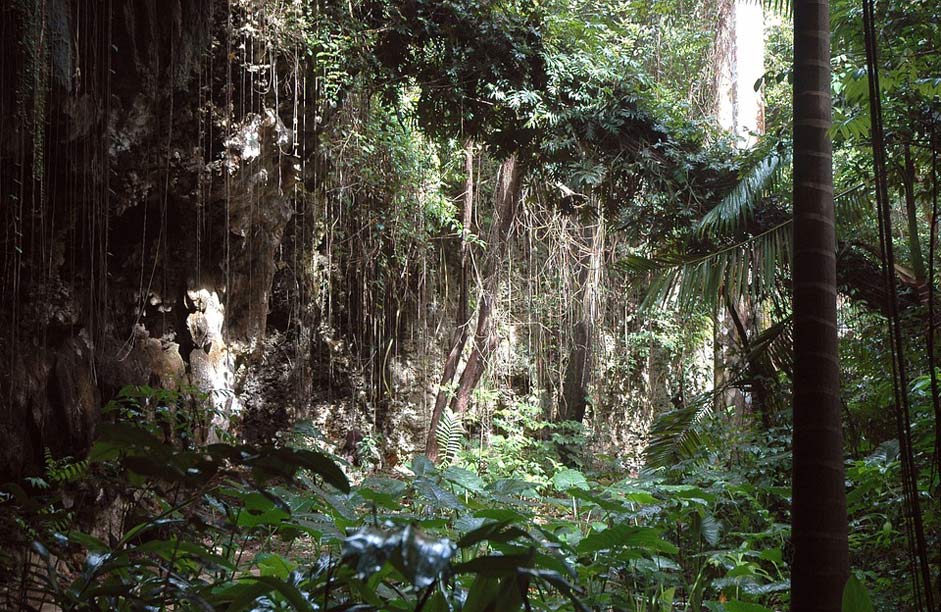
xmin=0 ymin=0 xmax=301 ymax=478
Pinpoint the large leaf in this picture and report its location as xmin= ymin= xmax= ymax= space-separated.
xmin=458 ymin=520 xmax=530 ymax=548
xmin=842 ymin=575 xmax=875 ymax=612
xmin=576 ymin=526 xmax=677 ymax=555
xmin=235 ymin=575 xmax=314 ymax=612
xmin=342 ymin=525 xmax=454 ymax=588
xmin=622 ymin=184 xmax=866 ymax=314
xmin=415 ymin=478 xmax=464 ymax=510
xmin=453 ymin=552 xmax=535 ymax=577
xmin=443 ymin=466 xmax=487 ymax=495
xmin=276 ymin=448 xmax=351 ymax=493
xmin=551 ymin=468 xmax=590 ymax=493
xmin=698 ymin=149 xmax=787 ymax=237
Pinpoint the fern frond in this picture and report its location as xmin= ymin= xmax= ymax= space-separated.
xmin=24 ymin=476 xmax=50 ymax=490
xmin=435 ymin=408 xmax=464 ymax=466
xmin=42 ymin=447 xmax=89 ymax=484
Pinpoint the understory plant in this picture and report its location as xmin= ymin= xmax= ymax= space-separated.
xmin=0 ymin=386 xmax=815 ymax=611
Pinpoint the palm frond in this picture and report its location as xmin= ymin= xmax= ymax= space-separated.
xmin=645 ymin=392 xmax=717 ymax=468
xmin=834 ymin=186 xmax=869 ymax=227
xmin=646 ymin=317 xmax=793 ymax=468
xmin=741 ymin=0 xmax=793 ymax=16
xmin=623 ymin=220 xmax=792 ymax=313
xmin=435 ymin=407 xmax=464 ymax=466
xmin=746 ymin=315 xmax=793 ymax=375
xmin=624 ymin=185 xmax=867 ymax=313
xmin=697 ymin=149 xmax=788 ymax=237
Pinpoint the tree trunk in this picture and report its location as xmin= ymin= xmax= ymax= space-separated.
xmin=447 ymin=155 xmax=522 ymax=417
xmin=713 ymin=298 xmax=749 ymax=416
xmin=561 ymin=320 xmax=592 ymax=423
xmin=713 ymin=0 xmax=764 ymax=419
xmin=715 ymin=0 xmax=765 ymax=145
xmin=902 ymin=143 xmax=927 ymax=286
xmin=425 ymin=140 xmax=475 ymax=460
xmin=790 ymin=0 xmax=849 ymax=608
xmin=560 ymin=218 xmax=603 ymax=424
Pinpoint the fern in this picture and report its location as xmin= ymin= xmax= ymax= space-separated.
xmin=435 ymin=408 xmax=464 ymax=466
xmin=24 ymin=476 xmax=50 ymax=490
xmin=646 ymin=317 xmax=794 ymax=467
xmin=43 ymin=448 xmax=89 ymax=484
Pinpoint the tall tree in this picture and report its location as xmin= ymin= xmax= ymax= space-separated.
xmin=560 ymin=217 xmax=604 ymax=425
xmin=790 ymin=0 xmax=849 ymax=609
xmin=426 ymin=140 xmax=476 ymax=461
xmin=446 ymin=155 xmax=523 ymax=418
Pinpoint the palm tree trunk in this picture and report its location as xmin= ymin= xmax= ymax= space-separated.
xmin=790 ymin=0 xmax=849 ymax=609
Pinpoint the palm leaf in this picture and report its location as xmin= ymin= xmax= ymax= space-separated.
xmin=645 ymin=392 xmax=718 ymax=468
xmin=622 ymin=220 xmax=792 ymax=313
xmin=834 ymin=186 xmax=869 ymax=227
xmin=623 ymin=185 xmax=867 ymax=313
xmin=747 ymin=315 xmax=793 ymax=375
xmin=697 ymin=149 xmax=788 ymax=237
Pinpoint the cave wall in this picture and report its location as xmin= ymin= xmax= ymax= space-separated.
xmin=0 ymin=0 xmax=308 ymax=478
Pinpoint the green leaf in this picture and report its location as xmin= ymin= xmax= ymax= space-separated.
xmin=552 ymin=468 xmax=589 ymax=493
xmin=519 ymin=568 xmax=590 ymax=612
xmin=280 ymin=448 xmax=350 ymax=493
xmin=235 ymin=492 xmax=291 ymax=529
xmin=412 ymin=454 xmax=436 ymax=477
xmin=462 ymin=575 xmax=502 ymax=612
xmin=255 ymin=553 xmax=297 ymax=579
xmin=576 ymin=526 xmax=677 ymax=555
xmin=458 ymin=520 xmax=530 ymax=548
xmin=569 ymin=489 xmax=627 ymax=512
xmin=453 ymin=552 xmax=534 ymax=576
xmin=842 ymin=575 xmax=874 ymax=612
xmin=659 ymin=586 xmax=677 ymax=612
xmin=424 ymin=590 xmax=450 ymax=612
xmin=415 ymin=478 xmax=464 ymax=510
xmin=443 ymin=466 xmax=487 ymax=494
xmin=724 ymin=602 xmax=773 ymax=612
xmin=237 ymin=576 xmax=314 ymax=612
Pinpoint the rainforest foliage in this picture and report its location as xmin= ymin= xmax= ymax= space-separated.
xmin=1 ymin=0 xmax=940 ymax=610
